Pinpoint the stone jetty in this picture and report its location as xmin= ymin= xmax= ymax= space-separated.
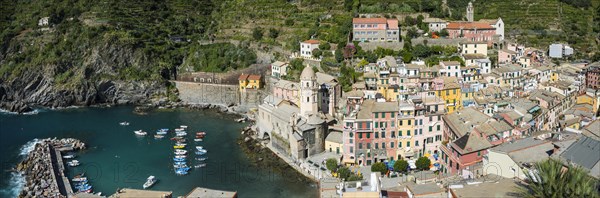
xmin=15 ymin=138 xmax=85 ymax=198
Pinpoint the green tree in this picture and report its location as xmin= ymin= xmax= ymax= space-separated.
xmin=335 ymin=49 xmax=344 ymax=63
xmin=402 ymin=51 xmax=413 ymax=63
xmin=406 ymin=27 xmax=419 ymax=39
xmin=371 ymin=162 xmax=388 ymax=175
xmin=439 ymin=29 xmax=449 ymax=37
xmin=394 ymin=160 xmax=409 ymax=174
xmin=268 ymin=28 xmax=280 ymax=39
xmin=415 ymin=157 xmax=431 ymax=171
xmin=312 ymin=49 xmax=322 ymax=58
xmin=326 ymin=158 xmax=338 ymax=173
xmin=252 ymin=27 xmax=263 ymax=41
xmin=319 ymin=42 xmax=331 ymax=50
xmin=519 ymin=159 xmax=599 ymax=198
xmin=337 ymin=167 xmax=352 ymax=180
xmin=404 ymin=16 xmax=414 ymax=26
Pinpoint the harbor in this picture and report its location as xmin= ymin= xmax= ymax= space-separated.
xmin=0 ymin=106 xmax=318 ymax=197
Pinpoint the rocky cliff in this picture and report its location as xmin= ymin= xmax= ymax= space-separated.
xmin=0 ymin=40 xmax=167 ymax=113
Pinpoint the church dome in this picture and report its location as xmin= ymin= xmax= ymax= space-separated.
xmin=300 ymin=65 xmax=316 ymax=80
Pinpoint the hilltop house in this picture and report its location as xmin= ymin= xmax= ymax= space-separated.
xmin=238 ymin=74 xmax=261 ymax=91
xmin=300 ymin=40 xmax=320 ymax=58
xmin=352 ymin=18 xmax=400 ymax=42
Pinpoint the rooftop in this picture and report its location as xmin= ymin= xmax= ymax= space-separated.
xmin=109 ymin=188 xmax=172 ymax=198
xmin=405 ymin=183 xmax=445 ymax=196
xmin=446 ymin=22 xmax=494 ymax=29
xmin=559 ymin=136 xmax=600 ymax=178
xmin=453 ymin=132 xmax=493 ymax=154
xmin=449 ymin=176 xmax=520 ymax=198
xmin=353 ymin=17 xmax=387 ymax=24
xmin=443 ymin=107 xmax=490 ymax=137
xmin=582 ymin=120 xmax=600 ymax=141
xmin=326 ymin=131 xmax=343 ymax=144
xmin=185 ymin=187 xmax=237 ymax=198
xmin=302 ymin=39 xmax=320 ymax=44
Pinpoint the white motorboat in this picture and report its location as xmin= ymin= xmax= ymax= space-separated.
xmin=174 ymin=150 xmax=187 ymax=155
xmin=175 ymin=143 xmax=187 ymax=146
xmin=194 ymin=139 xmax=203 ymax=142
xmin=175 ymin=132 xmax=187 ymax=137
xmin=72 ymin=177 xmax=87 ymax=182
xmin=195 ymin=146 xmax=204 ymax=150
xmin=67 ymin=160 xmax=80 ymax=167
xmin=194 ymin=163 xmax=207 ymax=168
xmin=134 ymin=130 xmax=147 ymax=136
xmin=63 ymin=154 xmax=76 ymax=159
xmin=175 ymin=128 xmax=185 ymax=132
xmin=174 ymin=155 xmax=187 ymax=159
xmin=119 ymin=122 xmax=130 ymax=126
xmin=143 ymin=176 xmax=156 ymax=189
xmin=180 ymin=125 xmax=188 ymax=129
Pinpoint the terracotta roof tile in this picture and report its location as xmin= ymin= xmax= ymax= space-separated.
xmin=353 ymin=18 xmax=387 ymax=24
xmin=302 ymin=39 xmax=320 ymax=44
xmin=248 ymin=74 xmax=261 ymax=80
xmin=238 ymin=74 xmax=249 ymax=80
xmin=447 ymin=22 xmax=494 ymax=30
xmin=387 ymin=19 xmax=399 ymax=30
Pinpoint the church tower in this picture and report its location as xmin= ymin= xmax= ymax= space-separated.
xmin=300 ymin=65 xmax=318 ymax=117
xmin=466 ymin=2 xmax=474 ymax=22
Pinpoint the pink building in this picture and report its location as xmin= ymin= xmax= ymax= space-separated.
xmin=411 ymin=95 xmax=445 ymax=161
xmin=498 ymin=49 xmax=517 ymax=64
xmin=446 ymin=22 xmax=496 ymax=46
xmin=352 ymin=18 xmax=400 ymax=42
xmin=439 ymin=132 xmax=491 ymax=175
xmin=272 ymin=79 xmax=299 ymax=104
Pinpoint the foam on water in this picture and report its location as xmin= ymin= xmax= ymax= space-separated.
xmin=19 ymin=138 xmax=41 ymax=156
xmin=0 ymin=172 xmax=26 ymax=197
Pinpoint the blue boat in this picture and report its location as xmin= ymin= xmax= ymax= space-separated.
xmin=173 ymin=158 xmax=186 ymax=162
xmin=175 ymin=169 xmax=188 ymax=175
xmin=176 ymin=167 xmax=190 ymax=172
xmin=195 ymin=151 xmax=207 ymax=155
xmin=174 ymin=161 xmax=186 ymax=165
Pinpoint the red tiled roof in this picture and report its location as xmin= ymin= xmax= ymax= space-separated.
xmin=387 ymin=19 xmax=399 ymax=30
xmin=353 ymin=18 xmax=387 ymax=24
xmin=248 ymin=75 xmax=261 ymax=80
xmin=446 ymin=22 xmax=494 ymax=30
xmin=238 ymin=74 xmax=249 ymax=80
xmin=302 ymin=40 xmax=320 ymax=44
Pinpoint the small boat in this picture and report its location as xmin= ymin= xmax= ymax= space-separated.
xmin=134 ymin=130 xmax=147 ymax=136
xmin=154 ymin=134 xmax=165 ymax=139
xmin=175 ymin=155 xmax=187 ymax=158
xmin=196 ymin=132 xmax=206 ymax=135
xmin=194 ymin=139 xmax=203 ymax=142
xmin=175 ymin=132 xmax=187 ymax=137
xmin=156 ymin=131 xmax=167 ymax=135
xmin=175 ymin=128 xmax=185 ymax=132
xmin=119 ymin=122 xmax=130 ymax=126
xmin=173 ymin=164 xmax=189 ymax=168
xmin=143 ymin=176 xmax=157 ymax=189
xmin=173 ymin=158 xmax=186 ymax=162
xmin=67 ymin=160 xmax=80 ymax=167
xmin=174 ymin=161 xmax=187 ymax=165
xmin=174 ymin=150 xmax=187 ymax=155
xmin=177 ymin=139 xmax=187 ymax=143
xmin=196 ymin=157 xmax=207 ymax=161
xmin=195 ymin=151 xmax=207 ymax=155
xmin=170 ymin=137 xmax=183 ymax=141
xmin=175 ymin=143 xmax=187 ymax=146
xmin=175 ymin=169 xmax=188 ymax=175
xmin=95 ymin=192 xmax=102 ymax=196
xmin=180 ymin=125 xmax=188 ymax=129
xmin=63 ymin=154 xmax=76 ymax=159
xmin=173 ymin=145 xmax=185 ymax=149
xmin=195 ymin=146 xmax=204 ymax=150
xmin=72 ymin=177 xmax=87 ymax=182
xmin=159 ymin=128 xmax=169 ymax=132
xmin=196 ymin=148 xmax=207 ymax=153
xmin=194 ymin=163 xmax=207 ymax=168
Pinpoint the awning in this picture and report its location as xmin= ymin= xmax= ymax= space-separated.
xmin=528 ymin=106 xmax=541 ymax=113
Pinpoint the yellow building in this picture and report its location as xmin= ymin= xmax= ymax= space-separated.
xmin=576 ymin=94 xmax=599 ymax=114
xmin=435 ymin=76 xmax=462 ymax=113
xmin=238 ymin=74 xmax=262 ymax=91
xmin=397 ymin=103 xmax=415 ymax=159
xmin=550 ymin=71 xmax=559 ymax=82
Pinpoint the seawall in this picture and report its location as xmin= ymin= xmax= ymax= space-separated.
xmin=16 ymin=138 xmax=85 ymax=198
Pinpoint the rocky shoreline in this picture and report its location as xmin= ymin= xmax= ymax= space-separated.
xmin=15 ymin=138 xmax=85 ymax=198
xmin=237 ymin=126 xmax=314 ymax=184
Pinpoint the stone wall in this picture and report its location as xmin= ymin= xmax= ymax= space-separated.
xmin=174 ymin=81 xmax=240 ymax=106
xmin=358 ymin=38 xmax=467 ymax=51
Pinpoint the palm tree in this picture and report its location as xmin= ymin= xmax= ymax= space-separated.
xmin=518 ymin=159 xmax=599 ymax=198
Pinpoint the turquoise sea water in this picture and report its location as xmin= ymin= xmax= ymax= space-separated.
xmin=0 ymin=106 xmax=317 ymax=197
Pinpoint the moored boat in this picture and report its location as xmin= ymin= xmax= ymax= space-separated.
xmin=173 ymin=145 xmax=185 ymax=149
xmin=143 ymin=176 xmax=157 ymax=189
xmin=67 ymin=160 xmax=80 ymax=167
xmin=134 ymin=130 xmax=147 ymax=136
xmin=180 ymin=125 xmax=188 ymax=129
xmin=174 ymin=150 xmax=187 ymax=155
xmin=72 ymin=177 xmax=87 ymax=182
xmin=194 ymin=163 xmax=207 ymax=168
xmin=175 ymin=143 xmax=187 ymax=146
xmin=196 ymin=157 xmax=207 ymax=161
xmin=154 ymin=134 xmax=165 ymax=139
xmin=63 ymin=154 xmax=76 ymax=159
xmin=196 ymin=132 xmax=206 ymax=135
xmin=194 ymin=138 xmax=203 ymax=142
xmin=119 ymin=122 xmax=130 ymax=126
xmin=195 ymin=151 xmax=207 ymax=155
xmin=173 ymin=158 xmax=186 ymax=162
xmin=156 ymin=131 xmax=167 ymax=135
xmin=195 ymin=146 xmax=203 ymax=150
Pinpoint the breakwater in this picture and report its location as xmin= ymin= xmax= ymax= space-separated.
xmin=15 ymin=138 xmax=85 ymax=198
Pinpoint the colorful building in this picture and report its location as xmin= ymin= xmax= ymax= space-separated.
xmin=445 ymin=22 xmax=496 ymax=46
xmin=435 ymin=76 xmax=462 ymax=113
xmin=352 ymin=18 xmax=400 ymax=42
